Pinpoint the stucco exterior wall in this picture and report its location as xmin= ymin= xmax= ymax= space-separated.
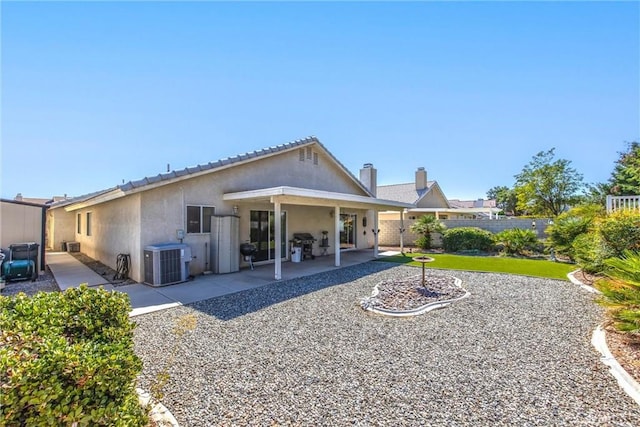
xmin=416 ymin=188 xmax=449 ymax=208
xmin=71 ymin=194 xmax=142 ymax=280
xmin=47 ymin=208 xmax=76 ymax=251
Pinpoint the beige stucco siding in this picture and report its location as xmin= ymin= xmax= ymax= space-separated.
xmin=47 ymin=208 xmax=76 ymax=251
xmin=71 ymin=194 xmax=142 ymax=280
xmin=416 ymin=189 xmax=449 ymax=208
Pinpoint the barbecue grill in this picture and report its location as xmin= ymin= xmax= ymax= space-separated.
xmin=290 ymin=233 xmax=316 ymax=260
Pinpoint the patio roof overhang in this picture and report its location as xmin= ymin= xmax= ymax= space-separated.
xmin=223 ymin=186 xmax=412 ymax=211
xmin=224 ymin=186 xmax=411 ymax=281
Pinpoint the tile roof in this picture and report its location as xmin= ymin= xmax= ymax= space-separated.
xmin=119 ymin=136 xmax=322 ymax=191
xmin=50 ymin=136 xmax=373 ymax=208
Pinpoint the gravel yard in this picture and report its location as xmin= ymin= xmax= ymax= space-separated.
xmin=133 ymin=262 xmax=640 ymax=426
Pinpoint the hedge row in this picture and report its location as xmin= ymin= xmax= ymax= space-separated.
xmin=0 ymin=286 xmax=147 ymax=426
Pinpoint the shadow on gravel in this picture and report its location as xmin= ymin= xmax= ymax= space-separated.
xmin=186 ymin=261 xmax=398 ymax=321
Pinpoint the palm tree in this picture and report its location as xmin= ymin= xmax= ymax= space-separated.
xmin=410 ymin=215 xmax=446 ymax=250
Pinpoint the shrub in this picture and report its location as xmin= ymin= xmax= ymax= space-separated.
xmin=442 ymin=227 xmax=494 ymax=252
xmin=595 ymin=251 xmax=640 ymax=342
xmin=546 ymin=204 xmax=603 ymax=260
xmin=0 ymin=286 xmax=147 ymax=426
xmin=572 ymin=233 xmax=611 ymax=274
xmin=597 ymin=210 xmax=640 ymax=257
xmin=495 ymin=228 xmax=540 ymax=256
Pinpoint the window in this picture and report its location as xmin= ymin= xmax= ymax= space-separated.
xmin=187 ymin=205 xmax=215 ymax=233
xmin=86 ymin=212 xmax=92 ymax=236
xmin=77 ymin=213 xmax=81 ymax=234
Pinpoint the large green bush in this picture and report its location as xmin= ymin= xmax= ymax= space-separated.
xmin=597 ymin=210 xmax=640 ymax=257
xmin=442 ymin=227 xmax=494 ymax=252
xmin=495 ymin=228 xmax=541 ymax=256
xmin=572 ymin=233 xmax=610 ymax=274
xmin=546 ymin=204 xmax=603 ymax=260
xmin=0 ymin=286 xmax=147 ymax=426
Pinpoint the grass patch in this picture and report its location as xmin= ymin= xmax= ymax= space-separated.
xmin=378 ymin=252 xmax=575 ymax=281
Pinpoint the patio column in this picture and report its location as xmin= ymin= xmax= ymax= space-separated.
xmin=274 ymin=200 xmax=282 ymax=280
xmin=373 ymin=211 xmax=379 ymax=258
xmin=334 ymin=206 xmax=340 ymax=267
xmin=399 ymin=209 xmax=404 ymax=253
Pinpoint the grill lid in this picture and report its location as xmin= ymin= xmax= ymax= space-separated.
xmin=292 ymin=233 xmax=316 ymax=242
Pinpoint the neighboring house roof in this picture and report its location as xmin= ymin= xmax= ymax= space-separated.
xmin=377 ymin=182 xmax=451 ymax=208
xmin=448 ymin=199 xmax=497 ymax=209
xmin=1 ymin=198 xmax=49 ymax=208
xmin=51 ymin=136 xmax=380 ymax=211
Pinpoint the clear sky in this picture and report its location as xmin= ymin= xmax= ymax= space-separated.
xmin=1 ymin=1 xmax=638 ymax=201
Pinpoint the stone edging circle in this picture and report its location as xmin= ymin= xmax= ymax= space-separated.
xmin=137 ymin=388 xmax=180 ymax=426
xmin=567 ymin=270 xmax=640 ymax=407
xmin=362 ymin=275 xmax=470 ymax=317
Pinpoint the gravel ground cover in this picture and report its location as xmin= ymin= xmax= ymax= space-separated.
xmin=133 ymin=262 xmax=640 ymax=426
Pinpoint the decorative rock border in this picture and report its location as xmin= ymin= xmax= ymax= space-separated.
xmin=569 ymin=269 xmax=640 ymax=407
xmin=361 ymin=275 xmax=470 ymax=317
xmin=591 ymin=326 xmax=640 ymax=406
xmin=137 ymin=388 xmax=180 ymax=426
xmin=567 ymin=269 xmax=601 ymax=294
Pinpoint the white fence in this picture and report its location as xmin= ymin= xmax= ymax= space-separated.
xmin=606 ymin=195 xmax=640 ymax=213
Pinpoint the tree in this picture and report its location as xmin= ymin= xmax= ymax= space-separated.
xmin=486 ymin=185 xmax=519 ymax=215
xmin=514 ymin=148 xmax=583 ymax=217
xmin=582 ymin=182 xmax=612 ymax=206
xmin=410 ymin=215 xmax=446 ymax=250
xmin=610 ymin=141 xmax=640 ymax=195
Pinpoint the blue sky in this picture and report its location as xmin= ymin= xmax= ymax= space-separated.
xmin=2 ymin=1 xmax=638 ymax=201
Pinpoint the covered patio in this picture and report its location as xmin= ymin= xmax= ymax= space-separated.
xmin=223 ymin=186 xmax=412 ymax=280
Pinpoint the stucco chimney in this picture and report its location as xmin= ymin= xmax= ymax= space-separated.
xmin=415 ymin=167 xmax=427 ymax=191
xmin=360 ymin=163 xmax=377 ymax=196
xmin=15 ymin=193 xmax=23 ymax=201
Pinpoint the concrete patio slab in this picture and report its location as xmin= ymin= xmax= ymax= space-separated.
xmin=47 ymin=250 xmax=381 ymax=316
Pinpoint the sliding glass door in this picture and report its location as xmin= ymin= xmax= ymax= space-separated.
xmin=339 ymin=213 xmax=357 ymax=250
xmin=250 ymin=210 xmax=287 ymax=262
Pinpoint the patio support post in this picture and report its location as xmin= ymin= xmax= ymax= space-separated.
xmin=373 ymin=211 xmax=379 ymax=258
xmin=274 ymin=199 xmax=282 ymax=280
xmin=334 ymin=206 xmax=341 ymax=267
xmin=399 ymin=209 xmax=404 ymax=253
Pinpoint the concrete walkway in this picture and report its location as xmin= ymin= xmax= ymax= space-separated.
xmin=46 ymin=250 xmax=384 ymax=317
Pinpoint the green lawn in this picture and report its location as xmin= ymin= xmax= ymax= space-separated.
xmin=377 ymin=252 xmax=576 ymax=281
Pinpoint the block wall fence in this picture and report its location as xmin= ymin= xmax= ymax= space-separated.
xmin=378 ymin=218 xmax=553 ymax=247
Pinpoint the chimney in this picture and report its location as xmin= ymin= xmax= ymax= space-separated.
xmin=360 ymin=163 xmax=377 ymax=196
xmin=415 ymin=167 xmax=427 ymax=191
xmin=474 ymin=198 xmax=484 ymax=208
xmin=15 ymin=193 xmax=23 ymax=201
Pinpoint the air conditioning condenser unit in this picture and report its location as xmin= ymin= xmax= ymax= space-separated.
xmin=143 ymin=243 xmax=191 ymax=286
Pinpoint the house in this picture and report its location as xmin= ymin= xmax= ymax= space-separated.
xmin=375 ymin=167 xmax=501 ymax=247
xmin=47 ymin=137 xmax=411 ymax=282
